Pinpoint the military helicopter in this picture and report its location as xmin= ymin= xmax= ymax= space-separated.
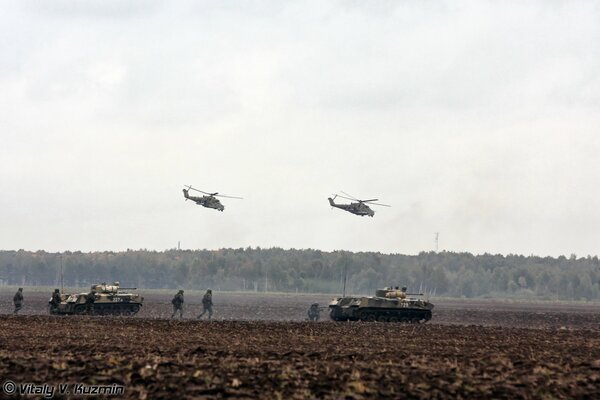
xmin=183 ymin=185 xmax=243 ymax=211
xmin=327 ymin=192 xmax=390 ymax=217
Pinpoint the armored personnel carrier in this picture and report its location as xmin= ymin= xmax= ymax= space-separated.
xmin=49 ymin=282 xmax=143 ymax=316
xmin=329 ymin=287 xmax=433 ymax=323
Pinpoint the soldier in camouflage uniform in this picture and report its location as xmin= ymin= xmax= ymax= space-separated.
xmin=307 ymin=303 xmax=322 ymax=321
xmin=13 ymin=288 xmax=24 ymax=314
xmin=197 ymin=289 xmax=213 ymax=320
xmin=85 ymin=289 xmax=96 ymax=314
xmin=171 ymin=290 xmax=184 ymax=319
xmin=50 ymin=289 xmax=61 ymax=312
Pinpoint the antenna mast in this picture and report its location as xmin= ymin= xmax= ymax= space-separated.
xmin=60 ymin=254 xmax=64 ymax=293
xmin=265 ymin=266 xmax=268 ymax=293
xmin=434 ymin=232 xmax=439 ymax=252
xmin=342 ymin=263 xmax=347 ymax=297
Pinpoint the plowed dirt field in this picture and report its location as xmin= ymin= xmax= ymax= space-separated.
xmin=1 ymin=290 xmax=600 ymax=399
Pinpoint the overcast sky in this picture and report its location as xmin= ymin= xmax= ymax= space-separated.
xmin=1 ymin=0 xmax=599 ymax=257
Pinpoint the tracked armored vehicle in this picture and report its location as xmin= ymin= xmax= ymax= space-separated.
xmin=329 ymin=287 xmax=433 ymax=323
xmin=49 ymin=282 xmax=143 ymax=316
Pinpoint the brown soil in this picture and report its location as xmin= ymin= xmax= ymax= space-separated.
xmin=1 ymin=291 xmax=600 ymax=398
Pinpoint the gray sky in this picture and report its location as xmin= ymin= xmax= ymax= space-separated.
xmin=1 ymin=0 xmax=599 ymax=257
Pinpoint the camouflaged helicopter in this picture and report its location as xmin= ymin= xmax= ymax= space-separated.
xmin=327 ymin=192 xmax=390 ymax=217
xmin=183 ymin=185 xmax=243 ymax=211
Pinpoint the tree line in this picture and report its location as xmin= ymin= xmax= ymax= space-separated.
xmin=1 ymin=248 xmax=599 ymax=300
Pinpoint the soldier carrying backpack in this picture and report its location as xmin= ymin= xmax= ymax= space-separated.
xmin=171 ymin=290 xmax=184 ymax=319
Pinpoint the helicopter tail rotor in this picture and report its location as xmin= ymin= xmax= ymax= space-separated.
xmin=328 ymin=196 xmax=337 ymax=207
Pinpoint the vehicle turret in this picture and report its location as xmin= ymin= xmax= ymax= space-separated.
xmin=49 ymin=282 xmax=143 ymax=316
xmin=91 ymin=282 xmax=138 ymax=293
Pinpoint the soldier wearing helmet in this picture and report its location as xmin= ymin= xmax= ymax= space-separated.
xmin=171 ymin=290 xmax=184 ymax=319
xmin=13 ymin=288 xmax=24 ymax=314
xmin=197 ymin=289 xmax=213 ymax=320
xmin=50 ymin=289 xmax=61 ymax=312
xmin=307 ymin=303 xmax=322 ymax=321
xmin=85 ymin=289 xmax=96 ymax=314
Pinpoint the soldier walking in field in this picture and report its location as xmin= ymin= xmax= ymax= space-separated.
xmin=49 ymin=289 xmax=61 ymax=313
xmin=85 ymin=289 xmax=96 ymax=314
xmin=13 ymin=288 xmax=24 ymax=314
xmin=171 ymin=290 xmax=184 ymax=319
xmin=307 ymin=303 xmax=322 ymax=321
xmin=197 ymin=289 xmax=213 ymax=320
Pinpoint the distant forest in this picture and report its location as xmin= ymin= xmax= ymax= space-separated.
xmin=1 ymin=248 xmax=600 ymax=300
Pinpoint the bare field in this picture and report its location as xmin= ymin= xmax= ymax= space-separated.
xmin=2 ymin=289 xmax=600 ymax=328
xmin=1 ymin=290 xmax=600 ymax=398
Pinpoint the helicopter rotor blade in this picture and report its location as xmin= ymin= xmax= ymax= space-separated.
xmin=214 ymin=194 xmax=243 ymax=200
xmin=340 ymin=191 xmax=360 ymax=201
xmin=360 ymin=198 xmax=379 ymax=203
xmin=184 ymin=186 xmax=242 ymax=199
xmin=336 ymin=194 xmax=358 ymax=202
xmin=186 ymin=186 xmax=213 ymax=195
xmin=365 ymin=201 xmax=391 ymax=207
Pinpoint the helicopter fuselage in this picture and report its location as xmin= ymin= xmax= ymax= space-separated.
xmin=328 ymin=197 xmax=374 ymax=217
xmin=183 ymin=189 xmax=225 ymax=211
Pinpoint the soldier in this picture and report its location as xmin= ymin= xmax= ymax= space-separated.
xmin=171 ymin=290 xmax=184 ymax=319
xmin=13 ymin=288 xmax=24 ymax=314
xmin=307 ymin=303 xmax=321 ymax=321
xmin=85 ymin=289 xmax=96 ymax=314
xmin=197 ymin=289 xmax=213 ymax=320
xmin=50 ymin=289 xmax=61 ymax=312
